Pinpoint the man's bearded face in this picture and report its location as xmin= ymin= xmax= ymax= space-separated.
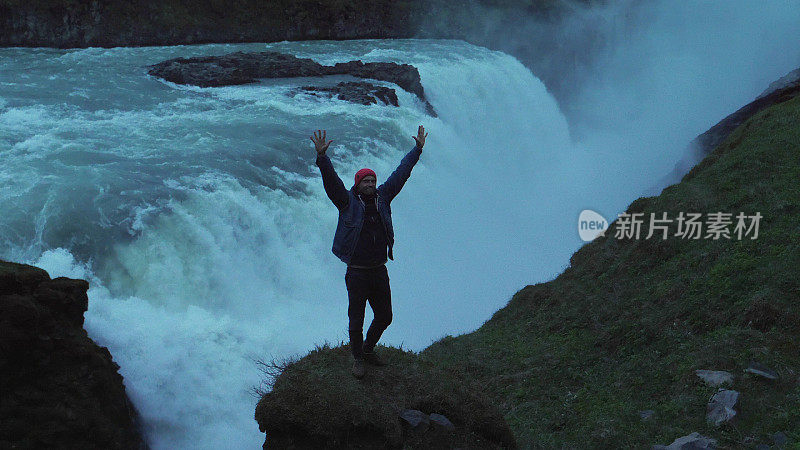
xmin=357 ymin=175 xmax=377 ymax=197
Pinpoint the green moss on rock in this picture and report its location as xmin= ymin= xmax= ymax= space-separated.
xmin=255 ymin=343 xmax=516 ymax=449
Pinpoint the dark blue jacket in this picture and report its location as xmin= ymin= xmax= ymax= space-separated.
xmin=316 ymin=145 xmax=422 ymax=265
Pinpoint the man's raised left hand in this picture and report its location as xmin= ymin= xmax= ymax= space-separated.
xmin=412 ymin=125 xmax=428 ymax=150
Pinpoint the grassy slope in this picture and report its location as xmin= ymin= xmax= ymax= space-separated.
xmin=421 ymin=95 xmax=800 ymax=448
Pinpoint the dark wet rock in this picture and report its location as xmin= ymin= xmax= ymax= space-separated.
xmin=328 ymin=61 xmax=423 ymax=101
xmin=745 ymin=361 xmax=779 ymax=380
xmin=0 ymin=261 xmax=49 ymax=294
xmin=148 ymin=51 xmax=326 ymax=87
xmin=695 ymin=370 xmax=733 ymax=387
xmin=328 ymin=61 xmax=438 ymax=117
xmin=301 ymin=81 xmax=399 ymax=107
xmin=652 ymin=432 xmax=717 ymax=450
xmin=148 ymin=51 xmax=437 ymax=116
xmin=706 ymin=389 xmax=739 ymax=426
xmin=0 ymin=260 xmax=146 ymax=449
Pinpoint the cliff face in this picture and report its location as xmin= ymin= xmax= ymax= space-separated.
xmin=0 ymin=0 xmax=417 ymax=48
xmin=0 ymin=260 xmax=146 ymax=449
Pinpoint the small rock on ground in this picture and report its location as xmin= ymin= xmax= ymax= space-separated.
xmin=745 ymin=361 xmax=779 ymax=380
xmin=652 ymin=431 xmax=717 ymax=449
xmin=706 ymin=389 xmax=739 ymax=426
xmin=695 ymin=370 xmax=733 ymax=387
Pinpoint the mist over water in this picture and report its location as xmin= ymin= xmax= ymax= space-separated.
xmin=1 ymin=2 xmax=799 ymax=448
xmin=565 ymin=0 xmax=800 ymax=190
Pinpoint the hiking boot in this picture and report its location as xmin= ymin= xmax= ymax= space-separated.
xmin=363 ymin=350 xmax=386 ymax=366
xmin=352 ymin=358 xmax=365 ymax=378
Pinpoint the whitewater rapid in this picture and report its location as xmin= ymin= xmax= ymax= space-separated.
xmin=0 ymin=40 xmax=577 ymax=448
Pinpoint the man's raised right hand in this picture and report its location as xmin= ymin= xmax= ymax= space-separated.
xmin=311 ymin=129 xmax=333 ymax=157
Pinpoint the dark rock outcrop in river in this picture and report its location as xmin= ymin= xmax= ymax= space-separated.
xmin=148 ymin=51 xmax=437 ymax=116
xmin=300 ymin=81 xmax=400 ymax=107
xmin=0 ymin=260 xmax=146 ymax=449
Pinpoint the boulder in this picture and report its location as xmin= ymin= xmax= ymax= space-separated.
xmin=300 ymin=81 xmax=399 ymax=107
xmin=0 ymin=260 xmax=146 ymax=449
xmin=706 ymin=389 xmax=739 ymax=426
xmin=147 ymin=51 xmax=327 ymax=87
xmin=328 ymin=61 xmax=424 ymax=101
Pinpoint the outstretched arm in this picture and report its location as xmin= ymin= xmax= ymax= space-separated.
xmin=379 ymin=125 xmax=427 ymax=203
xmin=312 ymin=130 xmax=349 ymax=210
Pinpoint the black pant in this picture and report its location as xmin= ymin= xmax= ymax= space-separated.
xmin=345 ymin=264 xmax=392 ymax=359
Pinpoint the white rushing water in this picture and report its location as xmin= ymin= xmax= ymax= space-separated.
xmin=0 ymin=40 xmax=575 ymax=449
xmin=1 ymin=2 xmax=799 ymax=446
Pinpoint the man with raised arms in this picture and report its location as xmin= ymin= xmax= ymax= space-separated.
xmin=312 ymin=126 xmax=427 ymax=378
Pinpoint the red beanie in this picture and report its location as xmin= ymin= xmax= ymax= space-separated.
xmin=354 ymin=168 xmax=376 ymax=187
